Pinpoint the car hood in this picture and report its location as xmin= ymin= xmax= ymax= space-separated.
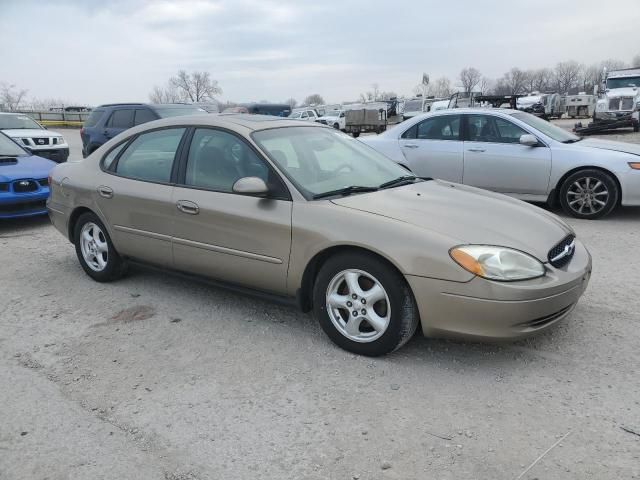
xmin=0 ymin=155 xmax=56 ymax=182
xmin=2 ymin=129 xmax=60 ymax=138
xmin=576 ymin=138 xmax=640 ymax=156
xmin=331 ymin=180 xmax=572 ymax=262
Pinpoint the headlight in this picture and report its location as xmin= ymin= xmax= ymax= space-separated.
xmin=56 ymin=136 xmax=65 ymax=145
xmin=450 ymin=245 xmax=545 ymax=281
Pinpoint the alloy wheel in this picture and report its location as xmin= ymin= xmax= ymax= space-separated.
xmin=80 ymin=222 xmax=108 ymax=271
xmin=566 ymin=176 xmax=610 ymax=216
xmin=325 ymin=269 xmax=391 ymax=343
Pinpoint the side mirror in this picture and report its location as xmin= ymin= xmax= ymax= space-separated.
xmin=520 ymin=134 xmax=539 ymax=147
xmin=232 ymin=176 xmax=269 ymax=196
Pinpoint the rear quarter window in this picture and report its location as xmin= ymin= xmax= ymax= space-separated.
xmin=83 ymin=109 xmax=105 ymax=128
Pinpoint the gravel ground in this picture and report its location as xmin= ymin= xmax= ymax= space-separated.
xmin=1 ymin=125 xmax=639 ymax=479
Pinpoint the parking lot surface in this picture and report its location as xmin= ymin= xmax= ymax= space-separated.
xmin=1 ymin=127 xmax=639 ymax=479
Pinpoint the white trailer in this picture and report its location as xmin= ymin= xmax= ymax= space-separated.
xmin=565 ymin=94 xmax=596 ymax=118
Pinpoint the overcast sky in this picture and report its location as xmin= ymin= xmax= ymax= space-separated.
xmin=2 ymin=0 xmax=640 ymax=106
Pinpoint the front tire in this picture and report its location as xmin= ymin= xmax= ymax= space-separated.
xmin=312 ymin=252 xmax=419 ymax=356
xmin=559 ymin=169 xmax=619 ymax=219
xmin=74 ymin=212 xmax=126 ymax=282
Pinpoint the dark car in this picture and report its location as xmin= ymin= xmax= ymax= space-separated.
xmin=80 ymin=103 xmax=206 ymax=157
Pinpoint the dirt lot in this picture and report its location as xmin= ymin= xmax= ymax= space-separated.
xmin=1 ymin=126 xmax=639 ymax=479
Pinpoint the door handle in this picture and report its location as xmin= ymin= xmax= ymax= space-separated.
xmin=176 ymin=200 xmax=199 ymax=215
xmin=97 ymin=186 xmax=113 ymax=198
xmin=403 ymin=144 xmax=419 ymax=149
xmin=467 ymin=148 xmax=486 ymax=152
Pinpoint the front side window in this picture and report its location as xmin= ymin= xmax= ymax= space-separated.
xmin=184 ymin=128 xmax=285 ymax=196
xmin=466 ymin=115 xmax=529 ymax=144
xmin=115 ymin=128 xmax=185 ymax=182
xmin=107 ymin=109 xmax=134 ymax=129
xmin=253 ymin=127 xmax=409 ymax=199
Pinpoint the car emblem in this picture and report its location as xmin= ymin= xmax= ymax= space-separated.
xmin=18 ymin=180 xmax=30 ymax=186
xmin=550 ymin=241 xmax=575 ymax=263
xmin=37 ymin=139 xmax=45 ymax=145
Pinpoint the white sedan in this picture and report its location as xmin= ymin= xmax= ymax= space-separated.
xmin=360 ymin=108 xmax=640 ymax=219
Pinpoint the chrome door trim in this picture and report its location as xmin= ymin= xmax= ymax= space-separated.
xmin=113 ymin=224 xmax=172 ymax=242
xmin=173 ymin=236 xmax=283 ymax=264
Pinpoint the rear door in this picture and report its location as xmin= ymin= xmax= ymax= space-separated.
xmin=397 ymin=114 xmax=464 ymax=182
xmin=462 ymin=113 xmax=551 ymax=195
xmin=104 ymin=108 xmax=134 ymax=141
xmin=171 ymin=127 xmax=292 ymax=294
xmin=95 ymin=127 xmax=187 ymax=267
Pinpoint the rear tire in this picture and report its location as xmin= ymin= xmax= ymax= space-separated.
xmin=312 ymin=252 xmax=419 ymax=356
xmin=559 ymin=169 xmax=619 ymax=219
xmin=74 ymin=212 xmax=127 ymax=282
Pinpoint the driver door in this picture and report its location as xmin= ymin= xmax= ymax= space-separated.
xmin=171 ymin=128 xmax=292 ymax=294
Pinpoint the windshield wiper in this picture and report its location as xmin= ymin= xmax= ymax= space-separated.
xmin=313 ymin=185 xmax=379 ymax=200
xmin=379 ymin=175 xmax=419 ymax=189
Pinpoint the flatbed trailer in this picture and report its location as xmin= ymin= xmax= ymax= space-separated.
xmin=573 ymin=117 xmax=639 ymax=135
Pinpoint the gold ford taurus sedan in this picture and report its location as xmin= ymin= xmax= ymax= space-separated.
xmin=47 ymin=115 xmax=592 ymax=356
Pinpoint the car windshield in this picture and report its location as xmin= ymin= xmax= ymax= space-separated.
xmin=153 ymin=106 xmax=206 ymax=118
xmin=511 ymin=112 xmax=580 ymax=143
xmin=404 ymin=100 xmax=423 ymax=111
xmin=606 ymin=76 xmax=640 ymax=89
xmin=0 ymin=132 xmax=27 ymax=156
xmin=0 ymin=114 xmax=43 ymax=130
xmin=252 ymin=126 xmax=410 ymax=199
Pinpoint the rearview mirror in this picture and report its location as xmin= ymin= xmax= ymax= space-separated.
xmin=519 ymin=134 xmax=539 ymax=147
xmin=232 ymin=176 xmax=269 ymax=196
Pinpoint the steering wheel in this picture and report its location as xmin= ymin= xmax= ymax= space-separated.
xmin=331 ymin=163 xmax=353 ymax=174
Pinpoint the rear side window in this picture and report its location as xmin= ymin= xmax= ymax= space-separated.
xmin=115 ymin=128 xmax=185 ymax=183
xmin=83 ymin=109 xmax=104 ymax=128
xmin=102 ymin=142 xmax=127 ymax=170
xmin=134 ymin=109 xmax=157 ymax=126
xmin=107 ymin=109 xmax=134 ymax=129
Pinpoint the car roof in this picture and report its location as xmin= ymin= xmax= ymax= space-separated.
xmin=122 ymin=114 xmax=328 ymax=135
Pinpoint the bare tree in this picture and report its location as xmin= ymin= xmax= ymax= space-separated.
xmin=0 ymin=83 xmax=28 ymax=111
xmin=531 ymin=68 xmax=554 ymax=92
xmin=632 ymin=54 xmax=640 ymax=68
xmin=459 ymin=67 xmax=482 ymax=94
xmin=478 ymin=77 xmax=493 ymax=95
xmin=428 ymin=77 xmax=453 ymax=98
xmin=371 ymin=83 xmax=380 ymax=101
xmin=554 ymin=61 xmax=582 ymax=94
xmin=29 ymin=97 xmax=69 ymax=110
xmin=149 ymin=84 xmax=183 ymax=103
xmin=580 ymin=64 xmax=602 ymax=92
xmin=304 ymin=94 xmax=325 ymax=106
xmin=169 ymin=70 xmax=222 ymax=103
xmin=600 ymin=58 xmax=627 ymax=72
xmin=495 ymin=68 xmax=528 ymax=95
xmin=285 ymin=98 xmax=297 ymax=109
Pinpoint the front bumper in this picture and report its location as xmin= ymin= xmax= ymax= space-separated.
xmin=30 ymin=147 xmax=69 ymax=163
xmin=406 ymin=240 xmax=592 ymax=340
xmin=0 ymin=190 xmax=50 ymax=219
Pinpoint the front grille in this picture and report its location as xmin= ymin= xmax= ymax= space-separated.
xmin=621 ymin=97 xmax=634 ymax=110
xmin=0 ymin=199 xmax=47 ymax=215
xmin=609 ymin=98 xmax=620 ymax=110
xmin=32 ymin=137 xmax=50 ymax=146
xmin=548 ymin=234 xmax=576 ymax=268
xmin=12 ymin=180 xmax=39 ymax=193
xmin=519 ymin=304 xmax=574 ymax=329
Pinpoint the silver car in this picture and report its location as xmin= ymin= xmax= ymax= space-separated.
xmin=361 ymin=109 xmax=640 ymax=219
xmin=48 ymin=115 xmax=591 ymax=356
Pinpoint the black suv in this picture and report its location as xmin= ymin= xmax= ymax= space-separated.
xmin=80 ymin=103 xmax=206 ymax=157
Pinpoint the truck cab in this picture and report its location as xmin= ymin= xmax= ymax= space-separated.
xmin=594 ymin=67 xmax=640 ymax=131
